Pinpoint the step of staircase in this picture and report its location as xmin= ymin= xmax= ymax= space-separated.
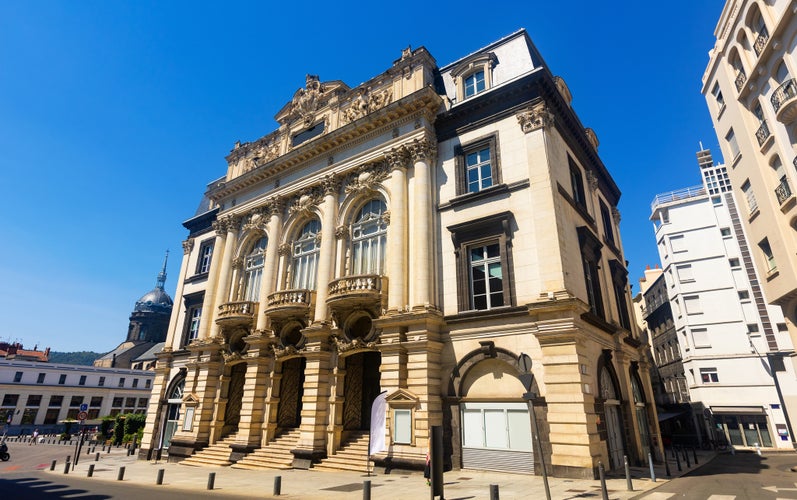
xmin=231 ymin=429 xmax=301 ymax=471
xmin=180 ymin=433 xmax=239 ymax=467
xmin=314 ymin=431 xmax=371 ymax=472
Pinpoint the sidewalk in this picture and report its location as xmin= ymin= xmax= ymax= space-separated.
xmin=41 ymin=444 xmax=717 ymax=499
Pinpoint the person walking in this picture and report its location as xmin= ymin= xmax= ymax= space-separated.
xmin=31 ymin=429 xmax=39 ymax=445
xmin=424 ymin=450 xmax=430 ymax=486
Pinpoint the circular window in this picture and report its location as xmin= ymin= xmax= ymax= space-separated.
xmin=280 ymin=322 xmax=305 ymax=348
xmin=345 ymin=313 xmax=373 ymax=341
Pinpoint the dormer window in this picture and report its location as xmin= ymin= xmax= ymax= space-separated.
xmin=450 ymin=52 xmax=496 ymax=102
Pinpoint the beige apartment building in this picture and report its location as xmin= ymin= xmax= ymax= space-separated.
xmin=702 ymin=1 xmax=797 ymax=437
xmin=140 ymin=30 xmax=660 ymax=479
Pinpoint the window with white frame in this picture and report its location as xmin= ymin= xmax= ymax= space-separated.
xmin=455 ymin=134 xmax=501 ymax=196
xmin=242 ymin=236 xmax=267 ymax=301
xmin=712 ymin=82 xmax=725 ymax=112
xmin=292 ymin=220 xmax=321 ymax=289
xmin=450 ymin=52 xmax=495 ymax=102
xmin=759 ymin=238 xmax=776 ymax=272
xmin=196 ymin=240 xmax=214 ymax=275
xmin=692 ymin=328 xmax=710 ymax=348
xmin=684 ymin=295 xmax=702 ymax=315
xmin=469 ymin=243 xmax=504 ymax=310
xmin=466 ymin=147 xmax=493 ymax=193
xmin=741 ymin=180 xmax=758 ymax=214
xmin=676 ymin=264 xmax=694 ymax=282
xmin=700 ymin=367 xmax=719 ymax=383
xmin=351 ymin=199 xmax=387 ymax=275
xmin=726 ymin=129 xmax=740 ymax=160
xmin=464 ymin=70 xmax=485 ymax=98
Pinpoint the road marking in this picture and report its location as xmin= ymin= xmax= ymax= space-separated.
xmin=641 ymin=493 xmax=676 ymax=499
xmin=3 ymin=465 xmax=21 ymax=471
xmin=707 ymin=496 xmax=736 ymax=500
xmin=764 ymin=485 xmax=797 ymax=493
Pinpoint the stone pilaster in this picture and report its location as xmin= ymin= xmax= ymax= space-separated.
xmin=312 ymin=176 xmax=339 ymax=323
xmin=409 ymin=138 xmax=435 ymax=309
xmin=385 ymin=148 xmax=408 ymax=311
xmin=198 ymin=226 xmax=227 ymax=340
xmin=257 ymin=198 xmax=283 ymax=330
xmin=209 ymin=216 xmax=240 ymax=339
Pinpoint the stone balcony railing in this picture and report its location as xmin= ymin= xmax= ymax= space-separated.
xmin=265 ymin=289 xmax=314 ymax=319
xmin=216 ymin=301 xmax=258 ymax=326
xmin=772 ymin=78 xmax=797 ymax=124
xmin=327 ymin=274 xmax=387 ymax=308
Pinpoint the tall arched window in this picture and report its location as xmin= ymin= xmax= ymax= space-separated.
xmin=351 ymin=199 xmax=387 ymax=275
xmin=292 ymin=220 xmax=321 ymax=289
xmin=161 ymin=377 xmax=185 ymax=449
xmin=243 ymin=236 xmax=267 ymax=301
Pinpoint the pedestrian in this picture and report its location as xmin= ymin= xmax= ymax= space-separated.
xmin=32 ymin=428 xmax=39 ymax=445
xmin=424 ymin=450 xmax=431 ymax=486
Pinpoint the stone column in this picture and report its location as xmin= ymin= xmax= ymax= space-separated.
xmin=198 ymin=224 xmax=227 ymax=340
xmin=409 ymin=139 xmax=435 ymax=309
xmin=209 ymin=216 xmax=240 ymax=339
xmin=293 ymin=334 xmax=333 ymax=468
xmin=385 ymin=148 xmax=408 ymax=311
xmin=165 ymin=239 xmax=194 ymax=344
xmin=313 ymin=176 xmax=339 ymax=324
xmin=257 ymin=199 xmax=283 ymax=331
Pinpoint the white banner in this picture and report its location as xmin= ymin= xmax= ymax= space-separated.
xmin=369 ymin=391 xmax=388 ymax=456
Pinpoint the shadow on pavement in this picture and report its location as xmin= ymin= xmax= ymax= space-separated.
xmin=680 ymin=450 xmax=770 ymax=478
xmin=0 ymin=477 xmax=111 ymax=499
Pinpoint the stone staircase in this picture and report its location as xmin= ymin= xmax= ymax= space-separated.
xmin=232 ymin=428 xmax=301 ymax=470
xmin=313 ymin=431 xmax=370 ymax=472
xmin=180 ymin=433 xmax=239 ymax=467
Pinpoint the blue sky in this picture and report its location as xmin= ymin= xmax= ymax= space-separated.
xmin=0 ymin=1 xmax=724 ymax=352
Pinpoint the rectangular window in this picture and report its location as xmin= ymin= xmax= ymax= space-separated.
xmin=125 ymin=398 xmax=136 ymax=408
xmin=569 ymin=156 xmax=587 ymax=208
xmin=700 ymin=368 xmax=719 ymax=383
xmin=13 ymin=371 xmax=22 ymax=383
xmin=720 ymin=227 xmax=731 ymax=237
xmin=692 ymin=328 xmax=710 ymax=348
xmin=79 ymin=375 xmax=86 ymax=386
xmin=26 ymin=395 xmax=42 ymax=406
xmin=684 ymin=295 xmax=702 ymax=315
xmin=291 ymin=121 xmax=325 ymax=147
xmin=118 ymin=378 xmax=125 ymax=388
xmin=759 ymin=238 xmax=776 ymax=272
xmin=600 ymin=201 xmax=615 ymax=245
xmin=579 ymin=227 xmax=604 ymax=319
xmin=455 ymin=134 xmax=501 ymax=197
xmin=2 ymin=394 xmax=19 ymax=407
xmin=145 ymin=379 xmax=151 ymax=389
xmin=464 ymin=70 xmax=486 ymax=98
xmin=469 ymin=243 xmax=504 ymax=310
xmin=712 ymin=82 xmax=725 ymax=111
xmin=742 ymin=180 xmax=758 ymax=214
xmin=112 ymin=397 xmax=123 ymax=408
xmin=36 ymin=373 xmax=45 ymax=384
xmin=676 ymin=264 xmax=694 ymax=282
xmin=726 ymin=129 xmax=740 ymax=160
xmin=748 ymin=323 xmax=761 ymax=336
xmin=49 ymin=395 xmax=63 ymax=407
xmin=90 ymin=397 xmax=103 ymax=407
xmin=729 ymin=257 xmax=741 ymax=268
xmin=609 ymin=260 xmax=631 ymax=330
xmin=70 ymin=396 xmax=83 ymax=407
xmin=394 ymin=409 xmax=412 ymax=444
xmin=138 ymin=398 xmax=148 ymax=407
xmin=738 ymin=290 xmax=750 ymax=300
xmin=196 ymin=240 xmax=214 ymax=275
xmin=58 ymin=374 xmax=66 ymax=385
xmin=132 ymin=378 xmax=139 ymax=388
xmin=98 ymin=376 xmax=105 ymax=387
xmin=670 ymin=235 xmax=686 ymax=253
xmin=465 ymin=147 xmax=493 ymax=193
xmin=188 ymin=306 xmax=202 ymax=341
xmin=44 ymin=408 xmax=59 ymax=425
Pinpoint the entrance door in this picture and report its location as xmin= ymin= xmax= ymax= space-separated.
xmin=223 ymin=363 xmax=246 ymax=437
xmin=277 ymin=357 xmax=306 ymax=428
xmin=600 ymin=365 xmax=625 ymax=470
xmin=161 ymin=378 xmax=185 ymax=449
xmin=343 ymin=352 xmax=381 ymax=430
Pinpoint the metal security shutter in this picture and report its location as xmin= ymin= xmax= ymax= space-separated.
xmin=462 ymin=448 xmax=533 ymax=474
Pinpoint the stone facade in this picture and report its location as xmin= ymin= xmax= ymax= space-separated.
xmin=140 ymin=30 xmax=660 ymax=478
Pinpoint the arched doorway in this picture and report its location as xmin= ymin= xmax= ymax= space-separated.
xmin=222 ymin=363 xmax=247 ymax=437
xmin=160 ymin=376 xmax=185 ymax=450
xmin=599 ymin=363 xmax=625 ymax=470
xmin=277 ymin=357 xmax=306 ymax=429
xmin=630 ymin=370 xmax=651 ymax=458
xmin=343 ymin=351 xmax=381 ymax=430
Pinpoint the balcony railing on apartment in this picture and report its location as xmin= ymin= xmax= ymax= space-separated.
xmin=775 ymin=176 xmax=792 ymax=205
xmin=754 ymin=26 xmax=769 ymax=56
xmin=755 ymin=119 xmax=771 ymax=146
xmin=650 ymin=185 xmax=706 ymax=213
xmin=772 ymin=78 xmax=797 ymax=123
xmin=735 ymin=70 xmax=747 ymax=92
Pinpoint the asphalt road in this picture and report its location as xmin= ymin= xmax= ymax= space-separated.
xmin=635 ymin=451 xmax=797 ymax=500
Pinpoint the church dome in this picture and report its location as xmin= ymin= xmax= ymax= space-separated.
xmin=134 ymin=287 xmax=173 ymax=313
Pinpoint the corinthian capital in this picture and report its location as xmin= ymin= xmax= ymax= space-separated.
xmin=385 ymin=147 xmax=409 ymax=171
xmin=267 ymin=196 xmax=285 ymax=219
xmin=278 ymin=243 xmax=292 ymax=256
xmin=335 ymin=225 xmax=349 ymax=240
xmin=517 ymin=102 xmax=554 ymax=133
xmin=409 ymin=138 xmax=436 ymax=163
xmin=182 ymin=238 xmax=195 ymax=255
xmin=322 ymin=174 xmax=340 ymax=196
xmin=212 ymin=219 xmax=228 ymax=236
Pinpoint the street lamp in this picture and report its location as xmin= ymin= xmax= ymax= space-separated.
xmin=518 ymin=353 xmax=551 ymax=500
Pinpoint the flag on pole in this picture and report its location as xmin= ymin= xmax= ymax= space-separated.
xmin=369 ymin=391 xmax=388 ymax=455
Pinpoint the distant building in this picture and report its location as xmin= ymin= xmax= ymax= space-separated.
xmin=94 ymin=254 xmax=173 ymax=370
xmin=649 ymin=149 xmax=797 ymax=449
xmin=0 ymin=343 xmax=49 ymax=362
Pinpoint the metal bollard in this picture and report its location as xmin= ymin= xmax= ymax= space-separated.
xmin=624 ymin=455 xmax=633 ymax=491
xmin=63 ymin=460 xmax=70 ymax=474
xmin=693 ymin=447 xmax=698 ymax=465
xmin=88 ymin=464 xmax=95 ymax=477
xmin=648 ymin=452 xmax=656 ymax=482
xmin=156 ymin=468 xmax=165 ymax=485
xmin=117 ymin=466 xmax=126 ymax=481
xmin=598 ymin=461 xmax=609 ymax=500
xmin=674 ymin=447 xmax=682 ymax=471
xmin=664 ymin=452 xmax=671 ymax=477
xmin=685 ymin=448 xmax=691 ymax=468
xmin=50 ymin=459 xmax=57 ymax=471
xmin=274 ymin=475 xmax=282 ymax=496
xmin=363 ymin=479 xmax=371 ymax=500
xmin=490 ymin=483 xmax=500 ymax=500
xmin=95 ymin=452 xmax=100 ymax=462
xmin=207 ymin=472 xmax=216 ymax=490
xmin=107 ymin=446 xmax=111 ymax=454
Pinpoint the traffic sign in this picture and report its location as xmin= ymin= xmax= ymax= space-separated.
xmin=79 ymin=403 xmax=88 ymax=412
xmin=77 ymin=411 xmax=88 ymax=421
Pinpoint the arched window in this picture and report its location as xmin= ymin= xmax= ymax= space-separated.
xmin=292 ymin=220 xmax=321 ymax=289
xmin=243 ymin=236 xmax=267 ymax=301
xmin=730 ymin=50 xmax=746 ymax=91
xmin=161 ymin=377 xmax=185 ymax=449
xmin=351 ymin=199 xmax=387 ymax=275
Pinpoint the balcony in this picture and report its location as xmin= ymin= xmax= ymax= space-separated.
xmin=772 ymin=78 xmax=797 ymax=124
xmin=775 ymin=176 xmax=794 ymax=207
xmin=735 ymin=70 xmax=747 ymax=92
xmin=755 ymin=120 xmax=771 ymax=146
xmin=327 ymin=274 xmax=387 ymax=310
xmin=216 ymin=301 xmax=258 ymax=327
xmin=753 ymin=27 xmax=769 ymax=56
xmin=264 ymin=289 xmax=314 ymax=319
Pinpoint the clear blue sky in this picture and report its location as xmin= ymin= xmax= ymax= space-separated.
xmin=0 ymin=1 xmax=724 ymax=352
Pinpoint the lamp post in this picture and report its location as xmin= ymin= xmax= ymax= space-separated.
xmin=518 ymin=353 xmax=551 ymax=500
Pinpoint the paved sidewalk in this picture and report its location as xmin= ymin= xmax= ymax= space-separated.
xmin=41 ymin=445 xmax=717 ymax=499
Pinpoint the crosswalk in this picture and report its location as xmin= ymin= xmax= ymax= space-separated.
xmin=641 ymin=493 xmax=794 ymax=500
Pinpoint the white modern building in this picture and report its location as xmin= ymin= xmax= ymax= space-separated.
xmin=1 ymin=359 xmax=154 ymax=433
xmin=650 ymin=150 xmax=797 ymax=449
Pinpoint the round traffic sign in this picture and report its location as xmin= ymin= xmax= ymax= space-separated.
xmin=77 ymin=411 xmax=88 ymax=421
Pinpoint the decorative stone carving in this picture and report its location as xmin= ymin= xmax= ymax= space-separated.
xmin=382 ymin=210 xmax=390 ymax=225
xmin=385 ymin=146 xmax=409 ymax=171
xmin=409 ymin=138 xmax=436 ymax=163
xmin=586 ymin=170 xmax=598 ymax=192
xmin=322 ymin=174 xmax=340 ymax=196
xmin=517 ymin=102 xmax=554 ymax=133
xmin=342 ymin=87 xmax=393 ymax=123
xmin=182 ymin=238 xmax=195 ymax=255
xmin=223 ymin=351 xmax=243 ymax=364
xmin=271 ymin=343 xmax=304 ymax=359
xmin=241 ymin=208 xmax=269 ymax=233
xmin=344 ymin=161 xmax=388 ymax=196
xmin=611 ymin=207 xmax=621 ymax=225
xmin=290 ymin=74 xmax=324 ymax=126
xmin=278 ymin=243 xmax=292 ymax=256
xmin=288 ymin=185 xmax=323 ymax=217
xmin=335 ymin=225 xmax=350 ymax=240
xmin=265 ymin=197 xmax=285 ymax=219
xmin=585 ymin=128 xmax=600 ymax=151
xmin=231 ymin=257 xmax=244 ymax=270
xmin=330 ymin=334 xmax=380 ymax=354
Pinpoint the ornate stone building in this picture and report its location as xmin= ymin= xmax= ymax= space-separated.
xmin=140 ymin=30 xmax=660 ymax=478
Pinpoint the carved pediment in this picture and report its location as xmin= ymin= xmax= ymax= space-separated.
xmin=385 ymin=388 xmax=419 ymax=408
xmin=274 ymin=75 xmax=350 ymax=127
xmin=182 ymin=393 xmax=200 ymax=406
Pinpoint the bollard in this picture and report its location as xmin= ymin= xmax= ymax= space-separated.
xmin=598 ymin=461 xmax=609 ymax=500
xmin=648 ymin=452 xmax=656 ymax=482
xmin=490 ymin=483 xmax=500 ymax=500
xmin=624 ymin=455 xmax=633 ymax=491
xmin=156 ymin=468 xmax=165 ymax=485
xmin=88 ymin=464 xmax=95 ymax=477
xmin=50 ymin=459 xmax=57 ymax=471
xmin=91 ymin=446 xmax=95 ymax=454
xmin=755 ymin=442 xmax=762 ymax=456
xmin=674 ymin=447 xmax=682 ymax=471
xmin=107 ymin=446 xmax=111 ymax=454
xmin=693 ymin=447 xmax=698 ymax=465
xmin=207 ymin=472 xmax=216 ymax=490
xmin=664 ymin=453 xmax=671 ymax=477
xmin=685 ymin=448 xmax=691 ymax=468
xmin=273 ymin=475 xmax=282 ymax=496
xmin=63 ymin=460 xmax=70 ymax=474
xmin=95 ymin=452 xmax=100 ymax=462
xmin=117 ymin=466 xmax=126 ymax=481
xmin=363 ymin=479 xmax=371 ymax=500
